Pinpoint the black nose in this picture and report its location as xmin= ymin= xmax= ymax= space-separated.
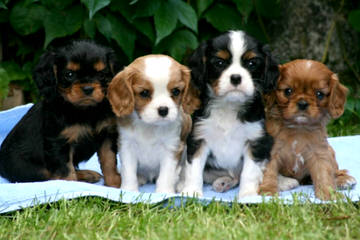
xmin=82 ymin=86 xmax=94 ymax=95
xmin=297 ymin=100 xmax=309 ymax=111
xmin=230 ymin=74 xmax=242 ymax=86
xmin=158 ymin=106 xmax=169 ymax=117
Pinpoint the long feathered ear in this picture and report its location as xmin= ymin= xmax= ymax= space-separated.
xmin=180 ymin=64 xmax=201 ymax=114
xmin=106 ymin=50 xmax=121 ymax=76
xmin=107 ymin=67 xmax=135 ymax=117
xmin=262 ymin=45 xmax=279 ymax=94
xmin=187 ymin=41 xmax=208 ymax=90
xmin=33 ymin=51 xmax=57 ymax=99
xmin=328 ymin=74 xmax=348 ymax=119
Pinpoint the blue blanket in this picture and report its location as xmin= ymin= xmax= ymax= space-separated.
xmin=0 ymin=104 xmax=359 ymax=213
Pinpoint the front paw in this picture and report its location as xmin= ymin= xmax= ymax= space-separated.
xmin=180 ymin=186 xmax=203 ymax=197
xmin=238 ymin=188 xmax=259 ymax=198
xmin=120 ymin=184 xmax=139 ymax=192
xmin=104 ymin=173 xmax=121 ymax=188
xmin=156 ymin=187 xmax=175 ymax=194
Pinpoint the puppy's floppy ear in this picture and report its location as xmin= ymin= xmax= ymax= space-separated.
xmin=262 ymin=45 xmax=279 ymax=94
xmin=106 ymin=50 xmax=121 ymax=76
xmin=328 ymin=74 xmax=348 ymax=119
xmin=107 ymin=67 xmax=135 ymax=117
xmin=33 ymin=51 xmax=57 ymax=99
xmin=180 ymin=64 xmax=201 ymax=114
xmin=187 ymin=41 xmax=208 ymax=90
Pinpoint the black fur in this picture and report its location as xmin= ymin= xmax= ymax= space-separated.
xmin=187 ymin=31 xmax=278 ymax=162
xmin=0 ymin=40 xmax=121 ymax=183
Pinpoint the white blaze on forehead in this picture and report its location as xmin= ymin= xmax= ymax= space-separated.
xmin=144 ymin=56 xmax=172 ymax=86
xmin=229 ymin=30 xmax=246 ymax=60
xmin=306 ymin=60 xmax=312 ymax=69
xmin=217 ymin=30 xmax=254 ymax=98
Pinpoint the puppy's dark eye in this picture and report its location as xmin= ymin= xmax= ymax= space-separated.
xmin=316 ymin=91 xmax=325 ymax=100
xmin=284 ymin=88 xmax=293 ymax=97
xmin=139 ymin=90 xmax=151 ymax=98
xmin=171 ymin=88 xmax=181 ymax=97
xmin=248 ymin=59 xmax=258 ymax=68
xmin=65 ymin=71 xmax=75 ymax=80
xmin=214 ymin=58 xmax=226 ymax=68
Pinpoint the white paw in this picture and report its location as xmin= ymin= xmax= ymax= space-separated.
xmin=278 ymin=175 xmax=299 ymax=191
xmin=180 ymin=187 xmax=203 ymax=197
xmin=120 ymin=184 xmax=139 ymax=192
xmin=238 ymin=189 xmax=258 ymax=198
xmin=156 ymin=187 xmax=175 ymax=194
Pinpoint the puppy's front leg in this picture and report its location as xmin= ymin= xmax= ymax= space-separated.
xmin=258 ymin=153 xmax=281 ymax=195
xmin=97 ymin=139 xmax=121 ymax=188
xmin=180 ymin=142 xmax=210 ymax=197
xmin=238 ymin=151 xmax=264 ymax=198
xmin=307 ymin=152 xmax=337 ymax=200
xmin=120 ymin=146 xmax=139 ymax=192
xmin=156 ymin=153 xmax=180 ymax=194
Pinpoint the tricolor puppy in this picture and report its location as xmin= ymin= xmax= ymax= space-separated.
xmin=107 ymin=54 xmax=199 ymax=193
xmin=179 ymin=30 xmax=282 ymax=198
xmin=259 ymin=59 xmax=356 ymax=200
xmin=0 ymin=40 xmax=121 ymax=187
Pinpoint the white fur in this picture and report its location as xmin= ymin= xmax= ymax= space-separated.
xmin=278 ymin=175 xmax=300 ymax=191
xmin=118 ymin=56 xmax=184 ymax=193
xmin=217 ymin=31 xmax=254 ymax=100
xmin=181 ymin=98 xmax=265 ymax=197
xmin=139 ymin=56 xmax=178 ymax=124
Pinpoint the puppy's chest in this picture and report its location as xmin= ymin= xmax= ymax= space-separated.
xmin=195 ymin=106 xmax=263 ymax=169
xmin=120 ymin=120 xmax=182 ymax=166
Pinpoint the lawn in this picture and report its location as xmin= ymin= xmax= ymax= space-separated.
xmin=0 ymin=196 xmax=359 ymax=240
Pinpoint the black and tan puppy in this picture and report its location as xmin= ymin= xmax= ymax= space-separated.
xmin=0 ymin=40 xmax=121 ymax=187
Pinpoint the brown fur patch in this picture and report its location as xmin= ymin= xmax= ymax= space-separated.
xmin=60 ymin=124 xmax=92 ymax=143
xmin=59 ymin=83 xmax=105 ymax=106
xmin=66 ymin=62 xmax=80 ymax=71
xmin=216 ymin=50 xmax=230 ymax=60
xmin=76 ymin=170 xmax=102 ymax=183
xmin=97 ymin=140 xmax=121 ymax=187
xmin=243 ymin=51 xmax=257 ymax=60
xmin=94 ymin=61 xmax=106 ymax=71
xmin=96 ymin=118 xmax=117 ymax=134
xmin=260 ymin=59 xmax=352 ymax=200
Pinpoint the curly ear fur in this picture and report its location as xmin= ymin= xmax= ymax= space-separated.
xmin=180 ymin=65 xmax=201 ymax=114
xmin=107 ymin=67 xmax=135 ymax=117
xmin=262 ymin=45 xmax=279 ymax=94
xmin=328 ymin=74 xmax=348 ymax=119
xmin=187 ymin=41 xmax=208 ymax=91
xmin=33 ymin=51 xmax=57 ymax=99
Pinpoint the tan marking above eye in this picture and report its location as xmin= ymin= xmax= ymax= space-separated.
xmin=66 ymin=62 xmax=80 ymax=71
xmin=215 ymin=50 xmax=230 ymax=60
xmin=94 ymin=61 xmax=106 ymax=71
xmin=243 ymin=51 xmax=257 ymax=60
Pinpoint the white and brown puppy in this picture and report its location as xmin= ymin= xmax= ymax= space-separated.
xmin=179 ymin=30 xmax=297 ymax=198
xmin=107 ymin=54 xmax=199 ymax=193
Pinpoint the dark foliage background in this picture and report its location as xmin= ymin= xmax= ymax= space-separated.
xmin=0 ymin=0 xmax=359 ymax=134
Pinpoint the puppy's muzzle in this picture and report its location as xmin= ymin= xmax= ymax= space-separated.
xmin=82 ymin=86 xmax=94 ymax=95
xmin=230 ymin=74 xmax=242 ymax=86
xmin=158 ymin=106 xmax=169 ymax=117
xmin=297 ymin=99 xmax=309 ymax=111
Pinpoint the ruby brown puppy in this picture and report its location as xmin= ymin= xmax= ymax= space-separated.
xmin=107 ymin=54 xmax=199 ymax=193
xmin=0 ymin=40 xmax=121 ymax=187
xmin=259 ymin=59 xmax=356 ymax=200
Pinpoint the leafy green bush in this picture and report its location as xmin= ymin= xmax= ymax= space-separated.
xmin=0 ymin=0 xmax=281 ymax=102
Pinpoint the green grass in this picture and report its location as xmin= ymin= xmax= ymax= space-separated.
xmin=0 ymin=197 xmax=360 ymax=240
